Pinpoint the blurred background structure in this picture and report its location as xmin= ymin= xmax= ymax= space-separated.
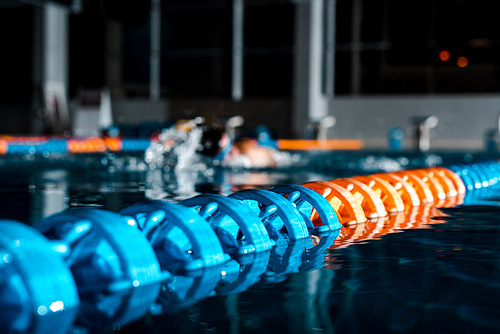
xmin=1 ymin=0 xmax=500 ymax=149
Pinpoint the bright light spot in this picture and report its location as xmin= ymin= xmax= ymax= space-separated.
xmin=50 ymin=301 xmax=64 ymax=312
xmin=127 ymin=218 xmax=137 ymax=227
xmin=221 ymin=270 xmax=226 ymax=276
xmin=152 ymin=216 xmax=158 ymax=222
xmin=132 ymin=280 xmax=140 ymax=287
xmin=439 ymin=50 xmax=450 ymax=62
xmin=14 ymin=240 xmax=20 ymax=247
xmin=37 ymin=305 xmax=48 ymax=316
xmin=457 ymin=56 xmax=469 ymax=68
xmin=52 ymin=243 xmax=68 ymax=254
xmin=2 ymin=253 xmax=12 ymax=263
xmin=75 ymin=226 xmax=83 ymax=233
xmin=399 ymin=157 xmax=409 ymax=166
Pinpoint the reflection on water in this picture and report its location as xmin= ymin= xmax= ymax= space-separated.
xmin=1 ymin=152 xmax=500 ymax=333
xmin=122 ymin=200 xmax=499 ymax=334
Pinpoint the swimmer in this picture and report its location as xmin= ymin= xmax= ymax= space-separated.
xmin=145 ymin=117 xmax=281 ymax=169
xmin=197 ymin=123 xmax=277 ymax=168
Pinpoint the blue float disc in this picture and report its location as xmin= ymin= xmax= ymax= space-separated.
xmin=0 ymin=220 xmax=79 ymax=334
xmin=473 ymin=162 xmax=499 ymax=187
xmin=447 ymin=164 xmax=477 ymax=192
xmin=180 ymin=194 xmax=274 ymax=257
xmin=229 ymin=188 xmax=310 ymax=240
xmin=36 ymin=208 xmax=162 ymax=329
xmin=448 ymin=164 xmax=487 ymax=193
xmin=270 ymin=184 xmax=342 ymax=233
xmin=120 ymin=200 xmax=229 ymax=273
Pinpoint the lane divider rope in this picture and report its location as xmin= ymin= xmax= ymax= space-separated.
xmin=0 ymin=136 xmax=151 ymax=154
xmin=1 ymin=160 xmax=499 ymax=333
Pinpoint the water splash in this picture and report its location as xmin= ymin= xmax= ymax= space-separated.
xmin=221 ymin=146 xmax=303 ymax=169
xmin=145 ymin=127 xmax=212 ymax=173
xmin=145 ymin=126 xmax=303 ymax=171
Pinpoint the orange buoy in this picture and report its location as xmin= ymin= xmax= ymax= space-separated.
xmin=302 ymin=181 xmax=367 ymax=225
xmin=351 ymin=175 xmax=406 ymax=212
xmin=393 ymin=171 xmax=434 ymax=203
xmin=404 ymin=169 xmax=447 ymax=202
xmin=370 ymin=173 xmax=420 ymax=208
xmin=419 ymin=168 xmax=458 ymax=198
xmin=329 ymin=178 xmax=388 ymax=219
xmin=430 ymin=167 xmax=466 ymax=195
xmin=0 ymin=138 xmax=7 ymax=155
xmin=104 ymin=137 xmax=123 ymax=152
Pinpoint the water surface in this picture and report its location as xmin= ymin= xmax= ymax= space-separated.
xmin=1 ymin=151 xmax=499 ymax=333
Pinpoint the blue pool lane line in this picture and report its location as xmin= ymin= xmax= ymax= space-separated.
xmin=1 ymin=160 xmax=500 ymax=333
xmin=0 ymin=136 xmax=152 ymax=155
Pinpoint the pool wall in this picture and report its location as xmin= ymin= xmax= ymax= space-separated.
xmin=163 ymin=94 xmax=500 ymax=151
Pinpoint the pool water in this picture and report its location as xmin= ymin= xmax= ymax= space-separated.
xmin=1 ymin=151 xmax=500 ymax=333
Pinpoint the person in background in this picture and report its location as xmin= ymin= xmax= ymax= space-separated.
xmin=197 ymin=121 xmax=277 ymax=168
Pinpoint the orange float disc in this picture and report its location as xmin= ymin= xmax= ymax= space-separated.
xmin=302 ymin=181 xmax=367 ymax=225
xmin=104 ymin=137 xmax=123 ymax=152
xmin=392 ymin=171 xmax=434 ymax=203
xmin=420 ymin=168 xmax=458 ymax=198
xmin=430 ymin=167 xmax=466 ymax=195
xmin=370 ymin=173 xmax=420 ymax=208
xmin=329 ymin=178 xmax=388 ymax=219
xmin=404 ymin=169 xmax=447 ymax=201
xmin=0 ymin=138 xmax=7 ymax=155
xmin=351 ymin=175 xmax=406 ymax=213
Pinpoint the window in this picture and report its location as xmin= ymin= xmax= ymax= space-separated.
xmin=335 ymin=0 xmax=500 ymax=94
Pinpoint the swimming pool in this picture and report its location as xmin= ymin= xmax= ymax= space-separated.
xmin=1 ymin=150 xmax=499 ymax=333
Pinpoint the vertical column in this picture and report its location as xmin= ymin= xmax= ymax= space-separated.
xmin=44 ymin=3 xmax=69 ymax=89
xmin=426 ymin=0 xmax=436 ymax=93
xmin=150 ymin=0 xmax=161 ymax=101
xmin=232 ymin=0 xmax=244 ymax=102
xmin=32 ymin=5 xmax=44 ymax=134
xmin=32 ymin=3 xmax=70 ymax=134
xmin=323 ymin=0 xmax=336 ymax=100
xmin=293 ymin=0 xmax=328 ymax=138
xmin=350 ymin=0 xmax=362 ymax=95
xmin=105 ymin=21 xmax=124 ymax=98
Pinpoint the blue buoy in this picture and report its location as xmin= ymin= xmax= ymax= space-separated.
xmin=0 ymin=220 xmax=79 ymax=334
xmin=270 ymin=184 xmax=342 ymax=233
xmin=36 ymin=208 xmax=163 ymax=329
xmin=180 ymin=194 xmax=275 ymax=258
xmin=120 ymin=199 xmax=230 ymax=274
xmin=229 ymin=188 xmax=310 ymax=240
